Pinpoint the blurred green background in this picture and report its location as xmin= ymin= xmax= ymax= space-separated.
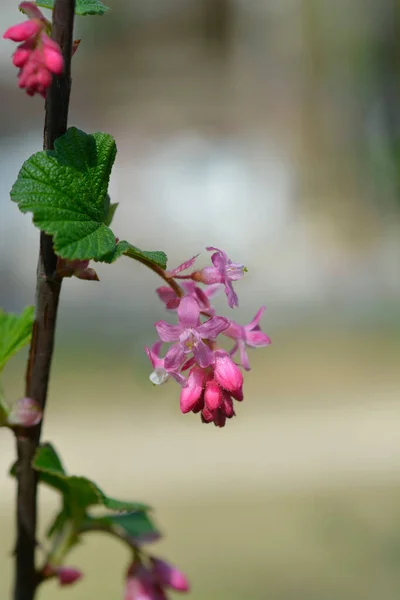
xmin=1 ymin=1 xmax=400 ymax=599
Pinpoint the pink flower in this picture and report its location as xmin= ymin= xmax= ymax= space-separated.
xmin=224 ymin=306 xmax=271 ymax=370
xmin=3 ymin=2 xmax=64 ymax=97
xmin=194 ymin=247 xmax=246 ymax=308
xmin=155 ymin=295 xmax=229 ymax=371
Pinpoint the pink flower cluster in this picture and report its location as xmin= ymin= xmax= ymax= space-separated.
xmin=3 ymin=2 xmax=63 ymax=97
xmin=125 ymin=557 xmax=189 ymax=600
xmin=146 ymin=247 xmax=271 ymax=427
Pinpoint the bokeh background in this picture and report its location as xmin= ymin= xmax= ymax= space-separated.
xmin=1 ymin=0 xmax=400 ymax=598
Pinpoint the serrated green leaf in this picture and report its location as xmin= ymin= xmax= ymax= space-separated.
xmin=100 ymin=240 xmax=168 ymax=269
xmin=11 ymin=127 xmax=117 ymax=261
xmin=0 ymin=306 xmax=34 ymax=373
xmin=33 ymin=0 xmax=110 ymax=15
xmin=105 ymin=200 xmax=118 ymax=227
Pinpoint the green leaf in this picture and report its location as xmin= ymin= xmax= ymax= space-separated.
xmin=109 ymin=512 xmax=161 ymax=543
xmin=34 ymin=442 xmax=66 ymax=476
xmin=46 ymin=509 xmax=69 ymax=538
xmin=33 ymin=0 xmax=110 ymax=15
xmin=0 ymin=307 xmax=34 ymax=373
xmin=105 ymin=200 xmax=118 ymax=227
xmin=101 ymin=240 xmax=168 ymax=270
xmin=11 ymin=127 xmax=117 ymax=261
xmin=32 ymin=444 xmax=149 ymax=514
xmin=87 ymin=511 xmax=161 ymax=544
xmin=102 ymin=496 xmax=149 ymax=513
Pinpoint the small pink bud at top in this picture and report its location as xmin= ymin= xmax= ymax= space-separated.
xmin=151 ymin=557 xmax=190 ymax=592
xmin=213 ymin=351 xmax=243 ymax=392
xmin=56 ymin=566 xmax=83 ymax=586
xmin=3 ymin=19 xmax=40 ymax=42
xmin=7 ymin=397 xmax=42 ymax=428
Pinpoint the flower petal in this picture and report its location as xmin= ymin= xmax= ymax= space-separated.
xmin=193 ymin=340 xmax=214 ymax=368
xmin=226 ymin=261 xmax=246 ymax=281
xmin=222 ymin=320 xmax=244 ymax=341
xmin=180 ymin=367 xmax=206 ymax=413
xmin=156 ymin=286 xmax=177 ymax=306
xmin=164 ymin=344 xmax=185 ymax=371
xmin=246 ymin=330 xmax=271 ymax=347
xmin=238 ymin=341 xmax=251 ymax=371
xmin=210 ymin=251 xmax=225 ymax=271
xmin=204 ymin=283 xmax=223 ymax=299
xmin=167 ymin=254 xmax=199 ymax=277
xmin=151 ymin=557 xmax=190 ymax=592
xmin=206 ymin=246 xmax=227 ymax=262
xmin=245 ymin=306 xmax=266 ymax=331
xmin=19 ymin=1 xmax=46 ymax=20
xmin=155 ymin=321 xmax=182 ymax=342
xmin=197 ymin=316 xmax=229 ymax=339
xmin=149 ymin=368 xmax=169 ymax=385
xmin=225 ymin=280 xmax=239 ymax=308
xmin=177 ymin=295 xmax=200 ymax=329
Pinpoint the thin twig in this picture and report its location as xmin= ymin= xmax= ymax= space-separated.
xmin=14 ymin=2 xmax=75 ymax=599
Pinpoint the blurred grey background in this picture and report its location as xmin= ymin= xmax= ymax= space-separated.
xmin=1 ymin=0 xmax=400 ymax=599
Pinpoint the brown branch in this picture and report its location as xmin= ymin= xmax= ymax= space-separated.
xmin=13 ymin=2 xmax=76 ymax=599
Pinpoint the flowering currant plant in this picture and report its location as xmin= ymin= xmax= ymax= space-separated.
xmin=1 ymin=1 xmax=270 ymax=599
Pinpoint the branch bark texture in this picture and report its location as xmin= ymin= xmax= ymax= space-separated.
xmin=14 ymin=1 xmax=76 ymax=599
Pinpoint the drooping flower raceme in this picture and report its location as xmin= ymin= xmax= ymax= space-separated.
xmin=3 ymin=2 xmax=64 ymax=97
xmin=146 ymin=248 xmax=270 ymax=427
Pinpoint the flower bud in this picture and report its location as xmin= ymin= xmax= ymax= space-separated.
xmin=7 ymin=397 xmax=42 ymax=428
xmin=213 ymin=351 xmax=243 ymax=392
xmin=151 ymin=557 xmax=190 ymax=592
xmin=204 ymin=379 xmax=222 ymax=410
xmin=3 ymin=20 xmax=40 ymax=42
